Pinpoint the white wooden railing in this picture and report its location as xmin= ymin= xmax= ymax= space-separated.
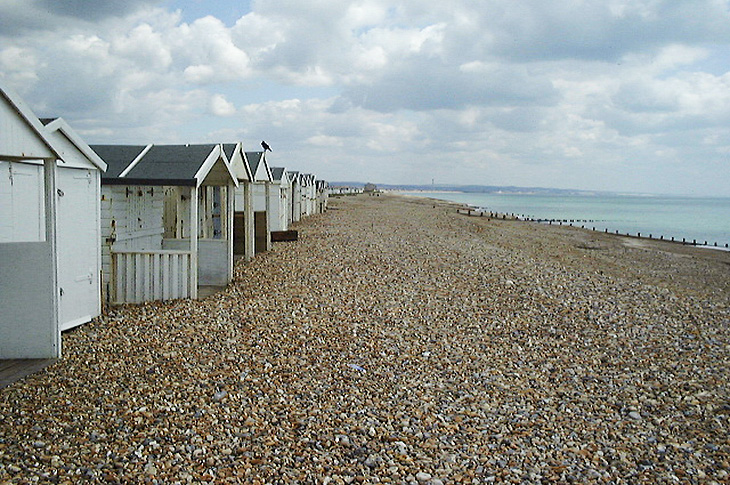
xmin=110 ymin=249 xmax=193 ymax=304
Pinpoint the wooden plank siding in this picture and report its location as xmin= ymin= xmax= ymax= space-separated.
xmin=101 ymin=185 xmax=165 ymax=300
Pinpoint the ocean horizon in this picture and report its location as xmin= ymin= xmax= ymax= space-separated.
xmin=400 ymin=191 xmax=730 ymax=248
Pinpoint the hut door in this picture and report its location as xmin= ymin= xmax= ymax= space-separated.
xmin=233 ymin=212 xmax=245 ymax=255
xmin=56 ymin=168 xmax=99 ymax=331
xmin=254 ymin=211 xmax=267 ymax=254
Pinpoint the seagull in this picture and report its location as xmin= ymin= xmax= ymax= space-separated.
xmin=261 ymin=140 xmax=272 ymax=152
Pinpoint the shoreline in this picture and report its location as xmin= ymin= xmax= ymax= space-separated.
xmin=1 ymin=194 xmax=728 ymax=483
xmin=398 ymin=191 xmax=730 ymax=252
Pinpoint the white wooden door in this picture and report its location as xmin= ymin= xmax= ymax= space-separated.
xmin=56 ymin=168 xmax=100 ymax=330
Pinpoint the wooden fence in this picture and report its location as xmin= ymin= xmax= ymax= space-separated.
xmin=110 ymin=249 xmax=193 ymax=304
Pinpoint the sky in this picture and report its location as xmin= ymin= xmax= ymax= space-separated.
xmin=1 ymin=0 xmax=730 ymax=196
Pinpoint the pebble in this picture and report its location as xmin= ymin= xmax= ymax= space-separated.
xmin=415 ymin=471 xmax=432 ymax=482
xmin=1 ymin=194 xmax=728 ymax=483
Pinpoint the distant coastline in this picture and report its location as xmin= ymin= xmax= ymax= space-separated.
xmin=390 ymin=189 xmax=464 ymax=195
xmin=331 ymin=181 xmax=729 ymax=199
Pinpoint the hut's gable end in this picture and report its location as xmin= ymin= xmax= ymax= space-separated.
xmin=43 ymin=125 xmax=99 ymax=170
xmin=199 ymin=157 xmax=236 ymax=187
xmin=0 ymin=91 xmax=56 ymax=161
xmin=225 ymin=144 xmax=252 ymax=183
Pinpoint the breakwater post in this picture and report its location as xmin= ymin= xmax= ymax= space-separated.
xmin=455 ymin=207 xmax=729 ymax=249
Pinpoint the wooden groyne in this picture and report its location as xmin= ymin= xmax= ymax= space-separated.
xmin=456 ymin=207 xmax=730 ymax=249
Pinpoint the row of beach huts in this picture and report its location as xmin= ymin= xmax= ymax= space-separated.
xmin=1 ymin=81 xmax=330 ymax=360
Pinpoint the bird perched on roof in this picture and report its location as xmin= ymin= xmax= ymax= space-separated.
xmin=261 ymin=140 xmax=272 ymax=152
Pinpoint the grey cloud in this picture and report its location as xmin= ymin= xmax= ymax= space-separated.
xmin=612 ymin=82 xmax=679 ymax=113
xmin=35 ymin=0 xmax=164 ymax=21
xmin=26 ymin=61 xmax=119 ymax=119
xmin=0 ymin=0 xmax=163 ymax=36
xmin=487 ymin=107 xmax=549 ymax=133
xmin=480 ymin=1 xmax=730 ymax=62
xmin=343 ymin=61 xmax=560 ymax=112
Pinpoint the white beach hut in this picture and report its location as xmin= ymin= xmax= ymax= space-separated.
xmin=301 ymin=173 xmax=316 ymax=217
xmin=288 ymin=171 xmax=302 ymax=223
xmin=246 ymin=151 xmax=273 ymax=254
xmin=41 ymin=118 xmax=107 ymax=331
xmin=223 ymin=143 xmax=255 ymax=261
xmin=269 ymin=167 xmax=292 ymax=232
xmin=92 ymin=144 xmax=237 ymax=304
xmin=315 ymin=180 xmax=329 ymax=214
xmin=1 ymin=83 xmax=106 ymax=358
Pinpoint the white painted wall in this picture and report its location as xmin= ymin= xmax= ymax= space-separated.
xmin=0 ymin=242 xmax=57 ymax=358
xmin=268 ymin=185 xmax=285 ymax=232
xmin=0 ymin=159 xmax=60 ymax=359
xmin=197 ymin=239 xmax=229 ymax=286
xmin=291 ymin=182 xmax=302 ymax=223
xmin=0 ymin=161 xmax=45 ymax=243
xmin=253 ymin=182 xmax=267 ymax=211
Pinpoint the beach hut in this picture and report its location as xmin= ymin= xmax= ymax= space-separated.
xmin=1 ymin=82 xmax=106 ymax=358
xmin=41 ymin=118 xmax=107 ymax=331
xmin=315 ymin=180 xmax=329 ymax=214
xmin=269 ymin=167 xmax=292 ymax=232
xmin=91 ymin=144 xmax=237 ymax=304
xmin=223 ymin=143 xmax=255 ymax=261
xmin=301 ymin=174 xmax=316 ymax=217
xmin=288 ymin=171 xmax=302 ymax=223
xmin=245 ymin=151 xmax=273 ymax=254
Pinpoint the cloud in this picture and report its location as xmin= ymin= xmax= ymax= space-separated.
xmin=0 ymin=47 xmax=41 ymax=86
xmin=111 ymin=23 xmax=173 ymax=71
xmin=342 ymin=60 xmax=560 ymax=112
xmin=209 ymin=94 xmax=236 ymax=116
xmin=172 ymin=16 xmax=252 ymax=84
xmin=35 ymin=0 xmax=165 ymax=21
xmin=1 ymin=0 xmax=730 ymax=195
xmin=0 ymin=0 xmax=165 ymax=35
xmin=306 ymin=134 xmax=344 ymax=147
xmin=478 ymin=0 xmax=730 ymax=62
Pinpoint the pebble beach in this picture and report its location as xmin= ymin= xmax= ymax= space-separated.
xmin=1 ymin=193 xmax=729 ymax=484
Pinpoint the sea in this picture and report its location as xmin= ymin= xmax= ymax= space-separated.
xmin=400 ymin=191 xmax=730 ymax=249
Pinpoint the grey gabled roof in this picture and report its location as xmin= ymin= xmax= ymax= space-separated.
xmin=245 ymin=151 xmax=264 ymax=176
xmin=126 ymin=144 xmax=217 ymax=183
xmin=222 ymin=143 xmax=236 ymax=161
xmin=91 ymin=145 xmax=148 ymax=179
xmin=92 ymin=144 xmax=220 ymax=186
xmin=271 ymin=167 xmax=286 ymax=181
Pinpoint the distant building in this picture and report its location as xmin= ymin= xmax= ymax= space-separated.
xmin=364 ymin=183 xmax=377 ymax=193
